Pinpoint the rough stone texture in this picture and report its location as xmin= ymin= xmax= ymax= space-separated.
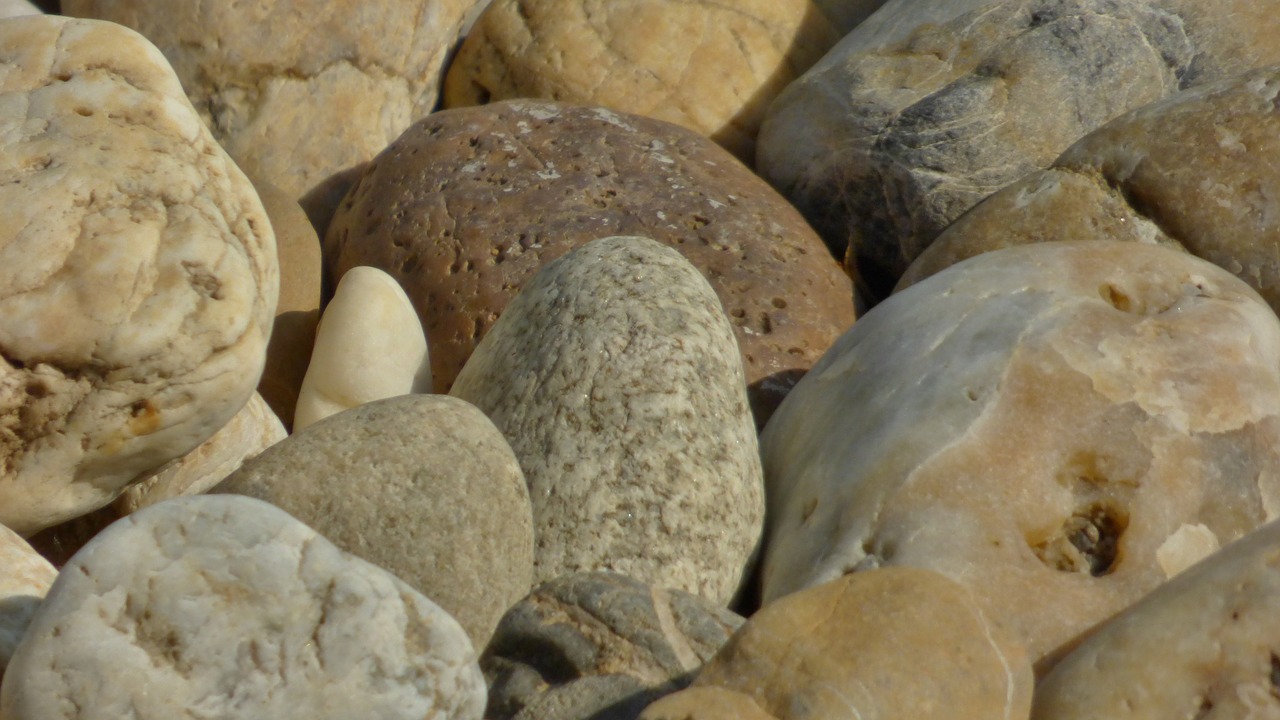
xmin=1 ymin=495 xmax=486 ymax=720
xmin=1033 ymin=519 xmax=1280 ymax=719
xmin=640 ymin=568 xmax=1032 ymax=720
xmin=758 ymin=0 xmax=1280 ymax=300
xmin=0 ymin=525 xmax=55 ymax=677
xmin=0 ymin=16 xmax=278 ymax=536
xmin=442 ymin=0 xmax=839 ymax=161
xmin=62 ymin=0 xmax=480 ymax=203
xmin=293 ymin=266 xmax=431 ymax=431
xmin=450 ymin=236 xmax=764 ymax=604
xmin=483 ymin=572 xmax=744 ymax=720
xmin=214 ymin=394 xmax=532 ymax=649
xmin=760 ymin=241 xmax=1280 ymax=670
xmin=251 ymin=174 xmax=321 ymax=431
xmin=900 ymin=64 xmax=1280 ymax=313
xmin=325 ymin=100 xmax=854 ymax=428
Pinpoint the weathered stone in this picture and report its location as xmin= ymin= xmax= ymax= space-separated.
xmin=642 ymin=568 xmax=1032 ymax=720
xmin=325 ymin=100 xmax=854 ymax=428
xmin=901 ymin=64 xmax=1280 ymax=314
xmin=1 ymin=495 xmax=485 ymax=719
xmin=0 ymin=525 xmax=55 ymax=677
xmin=63 ymin=0 xmax=480 ymax=203
xmin=443 ymin=0 xmax=838 ymax=161
xmin=640 ymin=687 xmax=778 ymax=720
xmin=450 ymin=236 xmax=764 ymax=604
xmin=761 ymin=241 xmax=1280 ymax=670
xmin=1033 ymin=518 xmax=1280 ymax=719
xmin=758 ymin=0 xmax=1280 ymax=299
xmin=0 ymin=16 xmax=277 ymax=536
xmin=215 ymin=394 xmax=532 ymax=649
xmin=484 ymin=572 xmax=744 ymax=720
xmin=293 ymin=266 xmax=431 ymax=431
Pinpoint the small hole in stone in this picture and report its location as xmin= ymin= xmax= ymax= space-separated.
xmin=1101 ymin=283 xmax=1133 ymax=312
xmin=771 ymin=297 xmax=787 ymax=309
xmin=1270 ymin=652 xmax=1280 ymax=700
xmin=1032 ymin=501 xmax=1126 ymax=577
xmin=75 ymin=108 xmax=93 ymax=117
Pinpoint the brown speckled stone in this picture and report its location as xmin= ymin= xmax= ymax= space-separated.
xmin=324 ymin=99 xmax=854 ymax=429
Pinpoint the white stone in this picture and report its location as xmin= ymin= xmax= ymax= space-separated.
xmin=0 ymin=524 xmax=55 ymax=676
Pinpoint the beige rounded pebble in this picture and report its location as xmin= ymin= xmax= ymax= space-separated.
xmin=450 ymin=236 xmax=764 ymax=605
xmin=0 ymin=16 xmax=277 ymax=536
xmin=0 ymin=1 xmax=40 ymax=18
xmin=0 ymin=494 xmax=486 ymax=720
xmin=0 ymin=524 xmax=55 ymax=676
xmin=293 ymin=266 xmax=431 ymax=431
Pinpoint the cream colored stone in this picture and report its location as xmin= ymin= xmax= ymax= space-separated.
xmin=0 ymin=525 xmax=55 ymax=677
xmin=1033 ymin=518 xmax=1280 ymax=719
xmin=1154 ymin=523 xmax=1219 ymax=579
xmin=293 ymin=266 xmax=430 ymax=431
xmin=0 ymin=16 xmax=277 ymax=536
xmin=1 ymin=495 xmax=486 ymax=720
xmin=761 ymin=241 xmax=1280 ymax=670
xmin=0 ymin=1 xmax=39 ymax=19
xmin=443 ymin=0 xmax=839 ymax=161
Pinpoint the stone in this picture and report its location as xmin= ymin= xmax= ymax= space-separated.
xmin=760 ymin=241 xmax=1280 ymax=670
xmin=442 ymin=0 xmax=839 ymax=161
xmin=639 ymin=687 xmax=778 ymax=720
xmin=1 ymin=495 xmax=486 ymax=720
xmin=62 ymin=0 xmax=480 ymax=203
xmin=758 ymin=0 xmax=1280 ymax=299
xmin=900 ymin=64 xmax=1280 ymax=313
xmin=214 ymin=394 xmax=533 ymax=649
xmin=641 ymin=568 xmax=1033 ymax=720
xmin=1032 ymin=518 xmax=1280 ymax=719
xmin=292 ymin=266 xmax=431 ymax=431
xmin=813 ymin=0 xmax=891 ymax=35
xmin=0 ymin=525 xmax=55 ymax=677
xmin=0 ymin=1 xmax=39 ymax=18
xmin=0 ymin=16 xmax=278 ymax=536
xmin=483 ymin=572 xmax=744 ymax=720
xmin=450 ymin=236 xmax=764 ymax=604
xmin=250 ymin=174 xmax=322 ymax=431
xmin=324 ymin=100 xmax=855 ymax=428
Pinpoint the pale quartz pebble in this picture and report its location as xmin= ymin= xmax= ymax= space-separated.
xmin=1155 ymin=523 xmax=1219 ymax=579
xmin=0 ymin=1 xmax=40 ymax=18
xmin=0 ymin=16 xmax=277 ymax=536
xmin=0 ymin=495 xmax=486 ymax=720
xmin=293 ymin=266 xmax=430 ymax=430
xmin=0 ymin=525 xmax=55 ymax=676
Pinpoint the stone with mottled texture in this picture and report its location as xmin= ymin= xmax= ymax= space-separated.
xmin=641 ymin=568 xmax=1032 ymax=720
xmin=761 ymin=241 xmax=1280 ymax=670
xmin=0 ymin=16 xmax=277 ymax=536
xmin=443 ymin=0 xmax=838 ymax=161
xmin=0 ymin=525 xmax=55 ymax=677
xmin=450 ymin=236 xmax=764 ymax=604
xmin=325 ymin=100 xmax=854 ymax=428
xmin=484 ymin=572 xmax=743 ymax=720
xmin=216 ymin=394 xmax=532 ymax=649
xmin=0 ymin=495 xmax=486 ymax=720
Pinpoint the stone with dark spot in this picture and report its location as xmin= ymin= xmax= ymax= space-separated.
xmin=325 ymin=99 xmax=854 ymax=428
xmin=483 ymin=572 xmax=744 ymax=720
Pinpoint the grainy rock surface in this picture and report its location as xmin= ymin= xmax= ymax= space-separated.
xmin=758 ymin=0 xmax=1280 ymax=299
xmin=484 ymin=572 xmax=744 ymax=720
xmin=0 ymin=525 xmax=55 ymax=676
xmin=1034 ymin=518 xmax=1280 ymax=719
xmin=443 ymin=0 xmax=839 ymax=161
xmin=0 ymin=16 xmax=277 ymax=536
xmin=761 ymin=241 xmax=1280 ymax=669
xmin=641 ymin=568 xmax=1033 ymax=720
xmin=293 ymin=266 xmax=431 ymax=431
xmin=450 ymin=236 xmax=764 ymax=604
xmin=901 ymin=64 xmax=1280 ymax=312
xmin=215 ymin=394 xmax=533 ymax=649
xmin=325 ymin=100 xmax=854 ymax=427
xmin=0 ymin=495 xmax=486 ymax=720
xmin=63 ymin=0 xmax=479 ymax=203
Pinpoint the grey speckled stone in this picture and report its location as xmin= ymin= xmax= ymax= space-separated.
xmin=450 ymin=236 xmax=764 ymax=605
xmin=483 ymin=572 xmax=744 ymax=720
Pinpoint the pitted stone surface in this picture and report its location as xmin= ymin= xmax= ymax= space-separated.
xmin=0 ymin=16 xmax=277 ymax=535
xmin=0 ymin=494 xmax=486 ymax=720
xmin=484 ymin=572 xmax=743 ymax=720
xmin=761 ymin=241 xmax=1280 ymax=669
xmin=450 ymin=236 xmax=764 ymax=604
xmin=325 ymin=100 xmax=854 ymax=428
xmin=0 ymin=524 xmax=55 ymax=676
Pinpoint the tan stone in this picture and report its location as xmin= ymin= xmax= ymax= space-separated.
xmin=0 ymin=16 xmax=277 ymax=536
xmin=63 ymin=0 xmax=479 ymax=202
xmin=0 ymin=1 xmax=39 ymax=18
xmin=1033 ymin=518 xmax=1280 ymax=719
xmin=443 ymin=0 xmax=839 ymax=161
xmin=0 ymin=525 xmax=55 ymax=677
xmin=640 ymin=687 xmax=778 ymax=720
xmin=646 ymin=568 xmax=1032 ymax=720
xmin=761 ymin=241 xmax=1280 ymax=670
